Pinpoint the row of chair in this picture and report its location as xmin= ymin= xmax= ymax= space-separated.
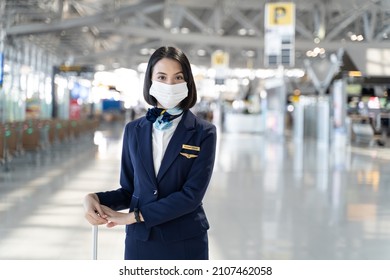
xmin=0 ymin=118 xmax=100 ymax=168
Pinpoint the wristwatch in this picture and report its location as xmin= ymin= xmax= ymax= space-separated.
xmin=134 ymin=208 xmax=141 ymax=223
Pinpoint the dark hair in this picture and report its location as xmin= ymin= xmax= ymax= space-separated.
xmin=143 ymin=46 xmax=197 ymax=110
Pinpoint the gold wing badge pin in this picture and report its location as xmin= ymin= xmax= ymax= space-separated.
xmin=180 ymin=152 xmax=198 ymax=159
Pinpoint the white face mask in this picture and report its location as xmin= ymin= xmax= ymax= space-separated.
xmin=149 ymin=81 xmax=188 ymax=109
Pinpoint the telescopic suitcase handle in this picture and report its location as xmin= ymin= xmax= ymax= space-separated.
xmin=92 ymin=225 xmax=98 ymax=260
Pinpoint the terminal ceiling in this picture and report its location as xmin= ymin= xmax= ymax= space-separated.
xmin=2 ymin=0 xmax=390 ymax=72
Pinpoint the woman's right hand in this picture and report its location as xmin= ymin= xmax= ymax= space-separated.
xmin=83 ymin=193 xmax=108 ymax=225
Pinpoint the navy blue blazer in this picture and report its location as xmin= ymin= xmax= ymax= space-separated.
xmin=96 ymin=110 xmax=217 ymax=242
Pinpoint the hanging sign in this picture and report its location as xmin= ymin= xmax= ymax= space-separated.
xmin=264 ymin=2 xmax=295 ymax=67
xmin=211 ymin=50 xmax=229 ymax=85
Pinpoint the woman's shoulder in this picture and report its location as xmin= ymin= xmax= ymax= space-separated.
xmin=123 ymin=116 xmax=149 ymax=133
xmin=125 ymin=116 xmax=147 ymax=127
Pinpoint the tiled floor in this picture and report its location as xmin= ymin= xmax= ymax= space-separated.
xmin=1 ymin=119 xmax=390 ymax=260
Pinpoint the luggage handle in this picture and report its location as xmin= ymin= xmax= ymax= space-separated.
xmin=92 ymin=225 xmax=98 ymax=260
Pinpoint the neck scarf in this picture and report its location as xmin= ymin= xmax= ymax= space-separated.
xmin=146 ymin=107 xmax=184 ymax=130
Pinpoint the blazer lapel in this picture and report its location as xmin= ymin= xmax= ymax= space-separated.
xmin=135 ymin=119 xmax=158 ymax=184
xmin=157 ymin=110 xmax=196 ymax=182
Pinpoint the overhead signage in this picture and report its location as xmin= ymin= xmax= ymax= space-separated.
xmin=211 ymin=50 xmax=229 ymax=84
xmin=266 ymin=2 xmax=295 ymax=26
xmin=211 ymin=50 xmax=229 ymax=68
xmin=54 ymin=65 xmax=95 ymax=75
xmin=264 ymin=2 xmax=295 ymax=67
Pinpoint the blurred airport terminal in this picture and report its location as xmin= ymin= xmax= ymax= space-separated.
xmin=1 ymin=0 xmax=390 ymax=259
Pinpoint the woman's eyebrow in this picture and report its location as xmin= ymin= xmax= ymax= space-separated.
xmin=155 ymin=71 xmax=183 ymax=75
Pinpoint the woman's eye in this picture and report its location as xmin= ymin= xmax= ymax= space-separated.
xmin=157 ymin=76 xmax=166 ymax=81
xmin=176 ymin=76 xmax=184 ymax=80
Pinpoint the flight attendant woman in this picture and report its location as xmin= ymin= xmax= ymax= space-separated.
xmin=83 ymin=46 xmax=217 ymax=260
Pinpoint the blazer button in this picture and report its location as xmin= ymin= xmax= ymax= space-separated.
xmin=153 ymin=190 xmax=158 ymax=195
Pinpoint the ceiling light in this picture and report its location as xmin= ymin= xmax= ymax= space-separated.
xmin=217 ymin=29 xmax=224 ymax=35
xmin=348 ymin=71 xmax=362 ymax=77
xmin=140 ymin=48 xmax=149 ymax=55
xmin=164 ymin=18 xmax=172 ymax=29
xmin=197 ymin=49 xmax=206 ymax=56
xmin=181 ymin=27 xmax=190 ymax=34
xmin=95 ymin=65 xmax=105 ymax=71
xmin=170 ymin=27 xmax=179 ymax=34
xmin=238 ymin=28 xmax=247 ymax=36
xmin=350 ymin=34 xmax=364 ymax=41
xmin=246 ymin=50 xmax=255 ymax=57
xmin=306 ymin=50 xmax=314 ymax=57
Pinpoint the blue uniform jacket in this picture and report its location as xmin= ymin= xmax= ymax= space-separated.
xmin=96 ymin=110 xmax=217 ymax=242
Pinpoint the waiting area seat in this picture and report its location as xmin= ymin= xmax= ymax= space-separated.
xmin=0 ymin=118 xmax=100 ymax=170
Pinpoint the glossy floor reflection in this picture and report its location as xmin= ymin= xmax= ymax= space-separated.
xmin=0 ymin=121 xmax=389 ymax=260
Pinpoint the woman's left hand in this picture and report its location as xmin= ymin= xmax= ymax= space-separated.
xmin=100 ymin=205 xmax=131 ymax=228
